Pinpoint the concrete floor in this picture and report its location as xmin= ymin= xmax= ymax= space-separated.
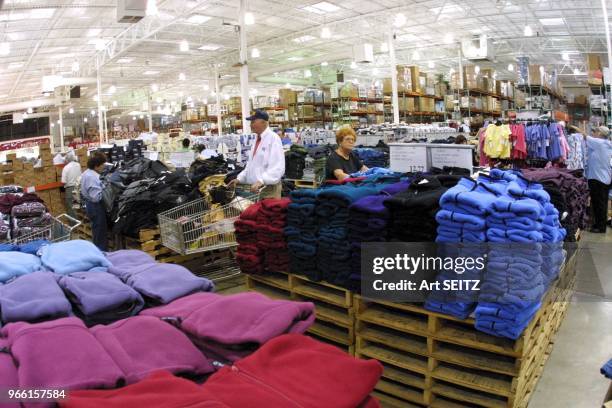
xmin=530 ymin=229 xmax=612 ymax=408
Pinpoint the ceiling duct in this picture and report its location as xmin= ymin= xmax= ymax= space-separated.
xmin=461 ymin=35 xmax=495 ymax=62
xmin=117 ymin=0 xmax=146 ymax=23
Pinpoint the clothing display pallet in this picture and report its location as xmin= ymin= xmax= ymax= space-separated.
xmin=355 ymin=253 xmax=577 ymax=408
xmin=244 ymin=271 xmax=355 ymax=353
xmin=286 ymin=179 xmax=319 ymax=189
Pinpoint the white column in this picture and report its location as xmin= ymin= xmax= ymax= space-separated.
xmin=214 ymin=66 xmax=223 ymax=137
xmin=103 ymin=109 xmax=108 ymax=143
xmin=388 ymin=31 xmax=400 ymax=125
xmin=458 ymin=45 xmax=464 ymax=90
xmin=148 ymin=92 xmax=154 ymax=132
xmin=59 ymin=106 xmax=64 ymax=150
xmin=96 ymin=56 xmax=104 ymax=146
xmin=238 ymin=0 xmax=251 ymax=135
xmin=601 ymin=0 xmax=612 ymax=124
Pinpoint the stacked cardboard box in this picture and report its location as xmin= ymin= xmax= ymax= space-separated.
xmin=36 ymin=188 xmax=65 ymax=217
xmin=279 ymin=89 xmax=298 ymax=107
xmin=398 ymin=97 xmax=415 ymax=112
xmin=587 ymin=54 xmax=603 ymax=86
xmin=463 ymin=65 xmax=480 ymax=90
xmin=417 ymin=97 xmax=435 ymax=112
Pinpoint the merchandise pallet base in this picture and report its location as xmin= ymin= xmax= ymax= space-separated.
xmin=355 ymin=253 xmax=577 ymax=408
xmin=244 ymin=270 xmax=354 ymax=354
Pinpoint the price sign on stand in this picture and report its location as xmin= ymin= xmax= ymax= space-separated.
xmin=389 ymin=144 xmax=428 ymax=173
xmin=169 ymin=151 xmax=194 ymax=168
xmin=429 ymin=144 xmax=474 ymax=174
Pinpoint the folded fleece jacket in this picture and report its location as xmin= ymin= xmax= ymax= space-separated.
xmin=486 ymin=228 xmax=544 ymax=243
xmin=439 ymin=178 xmax=500 ymax=216
xmin=108 ymin=256 xmax=213 ymax=305
xmin=2 ymin=317 xmax=124 ymax=390
xmin=40 ymin=240 xmax=112 ymax=274
xmin=436 ymin=209 xmax=486 ymax=230
xmin=61 ymin=335 xmax=382 ymax=408
xmin=140 ymin=292 xmax=315 ymax=363
xmin=0 ymin=252 xmax=42 ymax=283
xmin=56 ymin=272 xmax=144 ymax=325
xmin=489 ymin=197 xmax=544 ymax=220
xmin=0 ymin=272 xmax=72 ymax=324
xmin=91 ymin=316 xmax=214 ymax=384
xmin=0 ymin=338 xmax=20 ymax=408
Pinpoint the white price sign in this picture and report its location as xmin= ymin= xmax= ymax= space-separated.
xmin=169 ymin=151 xmax=194 ymax=168
xmin=429 ymin=145 xmax=473 ymax=174
xmin=389 ymin=144 xmax=428 ymax=173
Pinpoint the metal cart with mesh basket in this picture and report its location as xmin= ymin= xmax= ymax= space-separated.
xmin=158 ymin=185 xmax=261 ymax=256
xmin=13 ymin=214 xmax=81 ymax=245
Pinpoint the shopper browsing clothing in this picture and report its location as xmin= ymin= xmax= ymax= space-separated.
xmin=230 ymin=109 xmax=285 ymax=199
xmin=60 ymin=151 xmax=81 ymax=219
xmin=326 ymin=127 xmax=368 ymax=181
xmin=584 ymin=125 xmax=612 ymax=233
xmin=80 ymin=152 xmax=108 ymax=250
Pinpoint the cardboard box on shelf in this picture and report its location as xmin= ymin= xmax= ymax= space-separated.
xmin=528 ymin=65 xmax=543 ymax=86
xmin=418 ymin=73 xmax=427 ymax=93
xmin=399 ymin=97 xmax=415 ymax=112
xmin=418 ymin=97 xmax=435 ymax=112
xmin=444 ymin=95 xmax=455 ymax=110
xmin=279 ymin=89 xmax=297 ymax=107
xmin=409 ymin=66 xmax=420 ymax=93
xmin=575 ymin=95 xmax=588 ymax=105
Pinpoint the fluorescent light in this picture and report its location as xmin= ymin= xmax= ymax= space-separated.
xmin=412 ymin=50 xmax=420 ymax=61
xmin=224 ymin=94 xmax=230 ymax=101
xmin=27 ymin=107 xmax=33 ymax=114
xmin=444 ymin=33 xmax=454 ymax=44
xmin=144 ymin=71 xmax=160 ymax=76
xmin=394 ymin=13 xmax=406 ymax=28
xmin=87 ymin=28 xmax=101 ymax=37
xmin=132 ymin=116 xmax=136 ymax=120
xmin=156 ymin=97 xmax=162 ymax=103
xmin=186 ymin=14 xmax=211 ymax=24
xmin=350 ymin=61 xmax=357 ymax=69
xmin=539 ymin=18 xmax=564 ymax=26
xmin=573 ymin=68 xmax=580 ymax=75
xmin=562 ymin=52 xmax=570 ymax=61
xmin=30 ymin=8 xmax=56 ymax=19
xmin=0 ymin=42 xmax=10 ymax=56
xmin=117 ymin=58 xmax=133 ymax=64
xmin=449 ymin=68 xmax=456 ymax=75
xmin=203 ymin=83 xmax=210 ymax=91
xmin=287 ymin=56 xmax=303 ymax=61
xmin=8 ymin=62 xmax=23 ymax=69
xmin=84 ymin=117 xmax=88 ymax=122
xmin=251 ymin=48 xmax=260 ymax=58
xmin=428 ymin=61 xmax=435 ymax=68
xmin=179 ymin=73 xmax=186 ymax=81
xmin=539 ymin=65 xmax=545 ymax=74
xmin=321 ymin=61 xmax=328 ymax=66
xmin=71 ymin=61 xmax=80 ymax=72
xmin=50 ymin=123 xmax=54 ymax=128
xmin=178 ymin=91 xmax=184 ymax=97
xmin=507 ymin=63 xmax=514 ymax=71
xmin=293 ymin=35 xmax=316 ymax=43
xmin=304 ymin=69 xmax=312 ymax=78
xmin=475 ymin=65 xmax=480 ymax=74
xmin=245 ymin=12 xmax=255 ymax=25
xmin=198 ymin=44 xmax=221 ymax=51
xmin=321 ymin=26 xmax=331 ymax=39
xmin=93 ymin=95 xmax=98 ymax=102
xmin=524 ymin=25 xmax=533 ymax=37
xmin=302 ymin=1 xmax=340 ymax=13
xmin=372 ymin=68 xmax=379 ymax=75
xmin=139 ymin=115 xmax=144 ymax=119
xmin=146 ymin=0 xmax=158 ymax=16
xmin=380 ymin=42 xmax=389 ymax=53
xmin=108 ymin=85 xmax=116 ymax=94
xmin=179 ymin=40 xmax=189 ymax=52
xmin=151 ymin=84 xmax=159 ymax=92
xmin=69 ymin=107 xmax=74 ymax=114
xmin=91 ymin=110 xmax=96 ymax=115
xmin=112 ymin=100 xmax=118 ymax=107
xmin=285 ymin=83 xmax=291 ymax=88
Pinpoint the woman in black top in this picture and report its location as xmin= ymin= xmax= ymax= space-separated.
xmin=325 ymin=127 xmax=368 ymax=180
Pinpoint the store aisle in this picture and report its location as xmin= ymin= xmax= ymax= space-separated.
xmin=530 ymin=230 xmax=612 ymax=408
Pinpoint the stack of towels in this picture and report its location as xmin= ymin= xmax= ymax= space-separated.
xmin=285 ymin=189 xmax=320 ymax=280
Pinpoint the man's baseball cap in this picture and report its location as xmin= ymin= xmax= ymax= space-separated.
xmin=246 ymin=109 xmax=269 ymax=122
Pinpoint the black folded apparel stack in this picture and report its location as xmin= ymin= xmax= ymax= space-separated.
xmin=285 ymin=189 xmax=320 ymax=281
xmin=285 ymin=145 xmax=308 ymax=179
xmin=188 ymin=155 xmax=231 ymax=185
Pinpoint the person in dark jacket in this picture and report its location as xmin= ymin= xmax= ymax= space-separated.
xmin=80 ymin=152 xmax=108 ymax=250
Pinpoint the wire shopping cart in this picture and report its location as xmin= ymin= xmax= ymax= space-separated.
xmin=158 ymin=185 xmax=261 ymax=255
xmin=13 ymin=214 xmax=81 ymax=245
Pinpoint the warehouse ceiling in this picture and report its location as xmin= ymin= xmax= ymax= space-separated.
xmin=0 ymin=0 xmax=610 ymax=114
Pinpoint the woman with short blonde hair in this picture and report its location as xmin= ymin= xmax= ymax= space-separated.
xmin=325 ymin=126 xmax=368 ymax=180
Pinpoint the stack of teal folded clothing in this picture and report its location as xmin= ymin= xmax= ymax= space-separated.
xmin=285 ymin=189 xmax=321 ymax=281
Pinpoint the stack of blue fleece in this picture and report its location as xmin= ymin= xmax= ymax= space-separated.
xmin=474 ymin=169 xmax=567 ymax=339
xmin=285 ymin=189 xmax=321 ymax=281
xmin=316 ymin=183 xmax=386 ymax=286
xmin=601 ymin=359 xmax=612 ymax=379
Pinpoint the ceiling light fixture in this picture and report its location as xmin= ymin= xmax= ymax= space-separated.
xmin=112 ymin=100 xmax=118 ymax=107
xmin=156 ymin=97 xmax=162 ymax=103
xmin=251 ymin=47 xmax=260 ymax=58
xmin=302 ymin=2 xmax=340 ymax=14
xmin=475 ymin=65 xmax=480 ymax=74
xmin=186 ymin=14 xmax=211 ymax=24
xmin=507 ymin=63 xmax=514 ymax=71
xmin=108 ymin=85 xmax=116 ymax=94
xmin=444 ymin=33 xmax=454 ymax=44
xmin=293 ymin=35 xmax=316 ymax=43
xmin=71 ymin=61 xmax=80 ymax=72
xmin=151 ymin=83 xmax=159 ymax=92
xmin=321 ymin=26 xmax=331 ymax=39
xmin=27 ymin=107 xmax=33 ymax=114
xmin=84 ymin=117 xmax=88 ymax=122
xmin=562 ymin=52 xmax=570 ymax=61
xmin=69 ymin=107 xmax=74 ymax=114
xmin=285 ymin=83 xmax=291 ymax=88
xmin=372 ymin=68 xmax=379 ymax=75
xmin=539 ymin=65 xmax=545 ymax=74
xmin=198 ymin=44 xmax=222 ymax=51
xmin=146 ymin=0 xmax=158 ymax=16
xmin=132 ymin=116 xmax=136 ymax=120
xmin=380 ymin=42 xmax=389 ymax=53
xmin=524 ymin=25 xmax=533 ymax=37
xmin=428 ymin=61 xmax=435 ymax=68
xmin=180 ymin=40 xmax=189 ymax=52
xmin=573 ymin=68 xmax=580 ymax=75
xmin=244 ymin=12 xmax=255 ymax=25
xmin=393 ymin=13 xmax=406 ymax=28
xmin=321 ymin=61 xmax=328 ymax=66
xmin=350 ymin=61 xmax=357 ymax=69
xmin=50 ymin=123 xmax=55 ymax=128
xmin=179 ymin=72 xmax=186 ymax=81
xmin=304 ymin=69 xmax=312 ymax=78
xmin=412 ymin=50 xmax=420 ymax=61
xmin=0 ymin=43 xmax=9 ymax=56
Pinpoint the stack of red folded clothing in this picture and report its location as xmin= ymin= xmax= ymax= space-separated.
xmin=257 ymin=198 xmax=291 ymax=272
xmin=234 ymin=202 xmax=264 ymax=273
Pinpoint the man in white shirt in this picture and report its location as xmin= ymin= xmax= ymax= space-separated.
xmin=230 ymin=109 xmax=285 ymax=199
xmin=61 ymin=151 xmax=82 ymax=219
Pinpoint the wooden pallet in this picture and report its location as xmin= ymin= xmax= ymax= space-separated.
xmin=354 ymin=253 xmax=577 ymax=408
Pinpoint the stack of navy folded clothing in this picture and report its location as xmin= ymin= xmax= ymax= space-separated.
xmin=285 ymin=189 xmax=321 ymax=280
xmin=353 ymin=148 xmax=388 ymax=168
xmin=316 ymin=183 xmax=385 ymax=287
xmin=256 ymin=198 xmax=291 ymax=272
xmin=384 ymin=175 xmax=460 ymax=242
xmin=234 ymin=202 xmax=264 ymax=274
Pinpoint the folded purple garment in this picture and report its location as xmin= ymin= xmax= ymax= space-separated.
xmin=90 ymin=316 xmax=214 ymax=384
xmin=0 ymin=272 xmax=72 ymax=324
xmin=56 ymin=272 xmax=144 ymax=325
xmin=109 ymin=255 xmax=213 ymax=305
xmin=106 ymin=250 xmax=156 ymax=272
xmin=140 ymin=292 xmax=315 ymax=362
xmin=2 ymin=317 xmax=124 ymax=390
xmin=349 ymin=195 xmax=389 ymax=217
xmin=11 ymin=202 xmax=47 ymax=218
xmin=12 ymin=212 xmax=53 ymax=228
xmin=0 ymin=337 xmax=20 ymax=408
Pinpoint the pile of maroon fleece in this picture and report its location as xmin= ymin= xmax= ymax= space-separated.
xmin=234 ymin=198 xmax=291 ymax=274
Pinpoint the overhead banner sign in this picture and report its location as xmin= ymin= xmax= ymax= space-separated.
xmin=0 ymin=137 xmax=51 ymax=152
